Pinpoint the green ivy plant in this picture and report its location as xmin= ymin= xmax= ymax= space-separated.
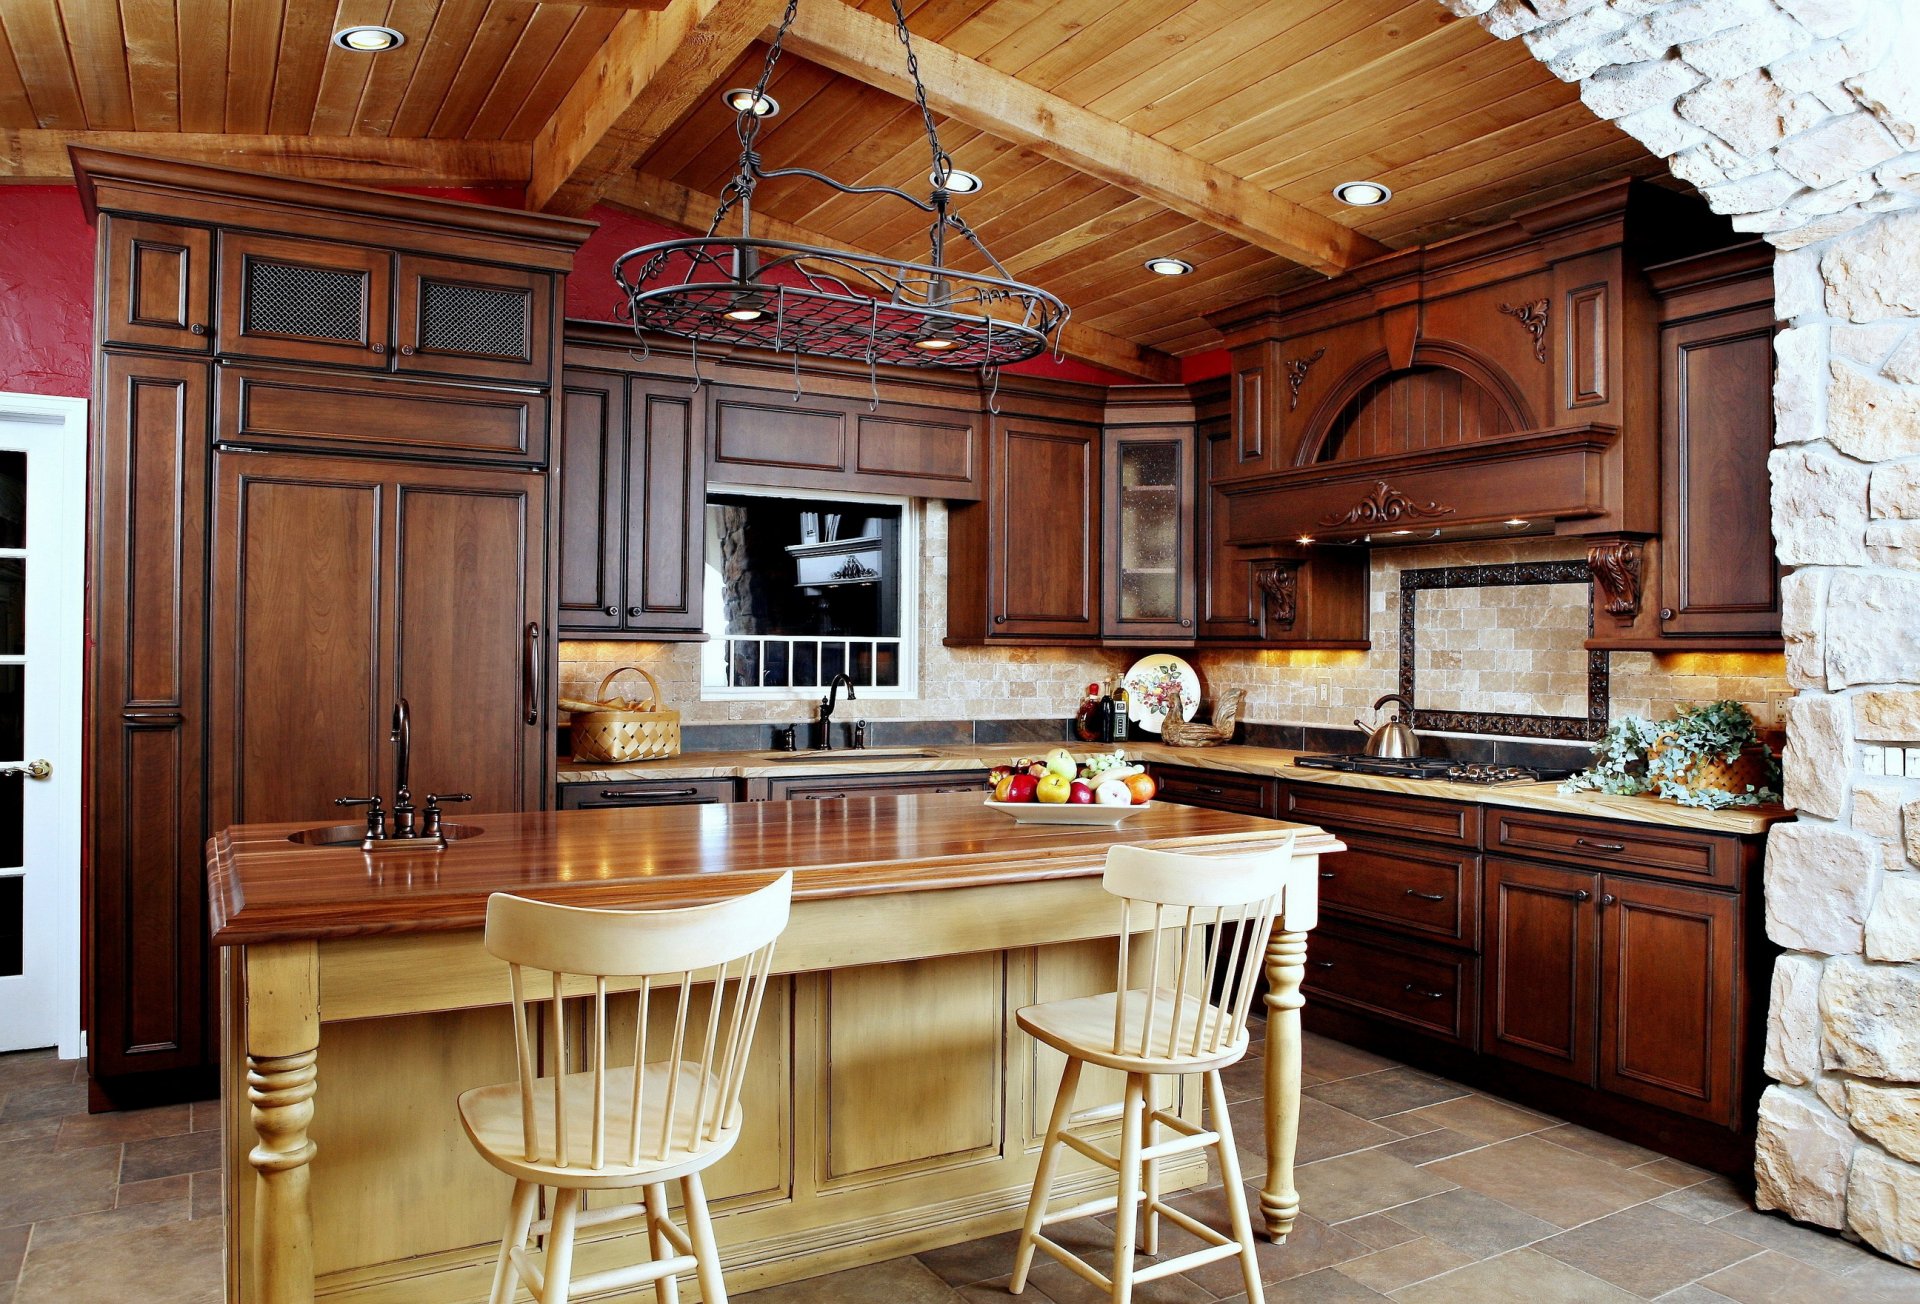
xmin=1561 ymin=700 xmax=1781 ymax=810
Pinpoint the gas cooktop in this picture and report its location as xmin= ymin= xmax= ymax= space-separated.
xmin=1292 ymin=754 xmax=1578 ymax=786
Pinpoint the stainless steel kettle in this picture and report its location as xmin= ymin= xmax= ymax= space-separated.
xmin=1356 ymin=693 xmax=1420 ymax=758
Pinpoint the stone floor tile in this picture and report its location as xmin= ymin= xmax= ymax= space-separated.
xmin=14 ymin=1215 xmax=224 ymax=1304
xmin=1334 ymin=1213 xmax=1422 ymax=1253
xmin=0 ymin=1083 xmax=86 ymax=1125
xmin=1376 ymin=1127 xmax=1488 ymax=1168
xmin=1423 ymin=1134 xmax=1671 ymax=1229
xmin=1839 ymin=1252 xmax=1920 ymax=1298
xmin=0 ymin=1054 xmax=79 ymax=1094
xmin=1301 ymin=1033 xmax=1396 ymax=1082
xmin=1695 ymin=1248 xmax=1876 ymax=1304
xmin=1633 ymin=1157 xmax=1714 ymax=1189
xmin=0 ymin=1118 xmax=60 ymax=1146
xmin=1024 ymin=1253 xmax=1213 ymax=1304
xmin=1652 ymin=1175 xmax=1752 ymax=1224
xmin=1218 ymin=1056 xmax=1265 ymax=1105
xmin=1655 ymin=1287 xmax=1739 ymax=1304
xmin=1712 ymin=1208 xmax=1898 ymax=1278
xmin=53 ymin=1102 xmax=192 ymax=1151
xmin=190 ymin=1100 xmax=223 ymax=1133
xmin=1305 ymin=1069 xmax=1471 ymax=1122
xmin=737 ymin=1256 xmax=959 ymax=1304
xmin=1388 ymin=1246 xmax=1642 ymax=1303
xmin=0 ymin=1223 xmax=26 ymax=1285
xmin=955 ymin=1273 xmax=1061 ymax=1304
xmin=116 ymin=1174 xmax=191 ymax=1208
xmin=1264 ymin=1266 xmax=1396 ymax=1302
xmin=1162 ymin=1185 xmax=1368 ymax=1291
xmin=918 ymin=1229 xmax=1025 ymax=1288
xmin=1294 ymin=1148 xmax=1457 ymax=1223
xmin=1535 ymin=1203 xmax=1764 ymax=1298
xmin=1290 ymin=1096 xmax=1402 ymax=1165
xmin=22 ymin=1193 xmax=193 ymax=1250
xmin=1334 ymin=1236 xmax=1474 ymax=1293
xmin=190 ymin=1171 xmax=225 ymax=1221
xmin=1382 ymin=1094 xmax=1555 ymax=1145
xmin=0 ymin=1140 xmax=120 ymax=1228
xmin=120 ymin=1129 xmax=223 ymax=1184
xmin=1383 ymin=1187 xmax=1560 ymax=1258
xmin=1533 ymin=1122 xmax=1664 ymax=1169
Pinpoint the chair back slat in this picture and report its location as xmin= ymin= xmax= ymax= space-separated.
xmin=483 ymin=872 xmax=793 ymax=1171
xmin=1100 ymin=838 xmax=1299 ymax=1060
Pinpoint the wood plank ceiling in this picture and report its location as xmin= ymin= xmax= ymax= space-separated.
xmin=0 ymin=0 xmax=1663 ymax=364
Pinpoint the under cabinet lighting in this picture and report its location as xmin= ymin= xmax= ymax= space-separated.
xmin=934 ymin=169 xmax=983 ymax=194
xmin=333 ymin=24 xmax=404 ymax=51
xmin=1333 ymin=180 xmax=1392 ymax=207
xmin=1296 ymin=535 xmax=1315 ymax=545
xmin=1505 ymin=518 xmax=1530 ymax=528
xmin=1144 ymin=257 xmax=1194 ymax=276
xmin=723 ymin=88 xmax=780 ymax=117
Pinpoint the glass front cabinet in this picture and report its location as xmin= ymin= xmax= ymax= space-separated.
xmin=1101 ymin=425 xmax=1197 ymax=641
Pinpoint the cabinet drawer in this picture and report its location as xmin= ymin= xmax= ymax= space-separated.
xmin=1153 ymin=765 xmax=1277 ymax=818
xmin=767 ymin=771 xmax=987 ymax=802
xmin=1489 ymin=810 xmax=1737 ymax=888
xmin=1282 ymin=783 xmax=1479 ymax=848
xmin=1302 ymin=926 xmax=1477 ymax=1047
xmin=558 ymin=779 xmax=735 ymax=809
xmin=1318 ymin=832 xmax=1479 ymax=947
xmin=217 ymin=364 xmax=547 ymax=464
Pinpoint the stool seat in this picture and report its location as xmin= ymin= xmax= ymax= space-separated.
xmin=459 ymin=1061 xmax=743 ymax=1190
xmin=1017 ymin=989 xmax=1250 ymax=1074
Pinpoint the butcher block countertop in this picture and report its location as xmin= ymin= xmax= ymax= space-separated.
xmin=559 ymin=742 xmax=1791 ymax=837
xmin=207 ymin=792 xmax=1333 ymax=945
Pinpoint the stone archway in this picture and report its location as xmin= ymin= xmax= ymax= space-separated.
xmin=1442 ymin=0 xmax=1920 ymax=1264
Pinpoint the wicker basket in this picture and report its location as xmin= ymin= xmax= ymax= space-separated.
xmin=563 ymin=666 xmax=681 ymax=763
xmin=1651 ymin=738 xmax=1774 ymax=799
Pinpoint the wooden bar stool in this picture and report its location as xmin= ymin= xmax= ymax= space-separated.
xmin=1010 ymin=837 xmax=1301 ymax=1304
xmin=458 ymin=872 xmax=793 ymax=1304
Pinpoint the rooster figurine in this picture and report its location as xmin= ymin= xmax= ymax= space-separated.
xmin=1160 ymin=686 xmax=1244 ymax=747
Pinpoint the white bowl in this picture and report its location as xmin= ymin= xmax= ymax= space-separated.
xmin=983 ymin=798 xmax=1150 ymax=825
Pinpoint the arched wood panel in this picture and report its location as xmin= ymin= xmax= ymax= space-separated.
xmin=1296 ymin=344 xmax=1534 ymax=466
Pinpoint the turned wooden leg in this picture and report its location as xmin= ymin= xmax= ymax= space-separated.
xmin=645 ymin=1183 xmax=680 ymax=1304
xmin=1261 ymin=929 xmax=1307 ymax=1244
xmin=681 ymin=1172 xmax=729 ymax=1304
xmin=1012 ymin=1056 xmax=1082 ymax=1294
xmin=490 ymin=1180 xmax=538 ymax=1304
xmin=245 ymin=941 xmax=321 ymax=1304
xmin=1110 ymin=1073 xmax=1148 ymax=1303
xmin=545 ymin=1188 xmax=582 ymax=1304
xmin=1208 ymin=1070 xmax=1265 ymax=1304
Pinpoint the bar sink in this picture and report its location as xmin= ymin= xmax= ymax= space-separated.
xmin=288 ymin=821 xmax=485 ymax=849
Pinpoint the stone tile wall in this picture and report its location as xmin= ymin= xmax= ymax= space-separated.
xmin=1442 ymin=0 xmax=1920 ymax=1265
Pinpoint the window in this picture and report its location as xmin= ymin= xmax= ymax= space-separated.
xmin=700 ymin=488 xmax=917 ymax=699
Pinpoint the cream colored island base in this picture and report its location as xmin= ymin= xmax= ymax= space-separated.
xmin=223 ymin=878 xmax=1314 ymax=1304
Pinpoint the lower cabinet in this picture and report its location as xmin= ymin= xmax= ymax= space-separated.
xmin=1302 ymin=923 xmax=1478 ymax=1047
xmin=766 ymin=771 xmax=989 ymax=802
xmin=1483 ymin=857 xmax=1600 ymax=1083
xmin=1151 ymin=764 xmax=1278 ymax=818
xmin=558 ymin=778 xmax=738 ymax=809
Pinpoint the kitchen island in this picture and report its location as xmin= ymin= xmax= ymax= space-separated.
xmin=210 ymin=793 xmax=1337 ymax=1304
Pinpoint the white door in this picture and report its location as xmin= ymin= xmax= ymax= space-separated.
xmin=0 ymin=394 xmax=85 ymax=1057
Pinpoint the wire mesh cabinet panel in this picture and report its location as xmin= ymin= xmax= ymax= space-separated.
xmin=397 ymin=255 xmax=553 ymax=384
xmin=217 ymin=233 xmax=392 ymax=368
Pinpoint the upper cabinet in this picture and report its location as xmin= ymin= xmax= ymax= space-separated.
xmin=218 ymin=232 xmax=395 ymax=369
xmin=393 ymin=255 xmax=553 ymax=384
xmin=102 ymin=217 xmax=213 ymax=353
xmin=1102 ymin=389 xmax=1197 ymax=643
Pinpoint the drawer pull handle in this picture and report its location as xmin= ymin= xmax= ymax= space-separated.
xmin=1319 ymin=871 xmax=1335 ymax=880
xmin=1201 ymin=786 xmax=1225 ymax=795
xmin=601 ymin=788 xmax=699 ymax=800
xmin=1405 ymin=889 xmax=1447 ymax=902
xmin=1403 ymin=984 xmax=1447 ymax=1001
xmin=805 ymin=793 xmax=847 ymax=800
xmin=1575 ymin=838 xmax=1626 ymax=853
xmin=1310 ymin=960 xmax=1335 ymax=970
xmin=1573 ymin=889 xmax=1592 ymax=902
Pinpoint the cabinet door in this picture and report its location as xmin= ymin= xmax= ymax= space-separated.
xmin=394 ymin=255 xmax=553 ymax=384
xmin=210 ymin=454 xmax=549 ymax=828
xmin=1598 ymin=876 xmax=1739 ymax=1124
xmin=988 ymin=418 xmax=1100 ymax=638
xmin=217 ymin=232 xmax=392 ymax=368
xmin=90 ymin=356 xmax=211 ymax=1083
xmin=1483 ymin=857 xmax=1598 ymax=1083
xmin=1103 ymin=427 xmax=1195 ymax=639
xmin=556 ymin=370 xmax=626 ymax=634
xmin=103 ymin=218 xmax=212 ymax=352
xmin=623 ymin=388 xmax=707 ymax=637
xmin=1660 ymin=306 xmax=1779 ymax=638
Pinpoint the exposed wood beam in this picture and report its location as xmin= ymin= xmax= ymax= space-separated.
xmin=605 ymin=171 xmax=1182 ymax=383
xmin=526 ymin=0 xmax=780 ymax=216
xmin=777 ymin=1 xmax=1390 ymax=277
xmin=3 ymin=130 xmax=528 ymax=185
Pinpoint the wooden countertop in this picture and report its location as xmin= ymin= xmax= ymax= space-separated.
xmin=558 ymin=742 xmax=1791 ymax=836
xmin=207 ymin=792 xmax=1333 ymax=946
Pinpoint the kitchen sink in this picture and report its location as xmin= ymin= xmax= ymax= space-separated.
xmin=287 ymin=821 xmax=484 ymax=849
xmin=752 ymin=749 xmax=942 ymax=763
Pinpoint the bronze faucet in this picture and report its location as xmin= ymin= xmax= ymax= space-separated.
xmin=335 ymin=698 xmax=469 ymax=849
xmin=816 ymin=674 xmax=857 ymax=750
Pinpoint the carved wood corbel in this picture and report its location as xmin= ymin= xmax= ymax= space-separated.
xmin=1499 ymin=298 xmax=1550 ymax=364
xmin=1587 ymin=539 xmax=1644 ymax=620
xmin=1253 ymin=560 xmax=1300 ymax=632
xmin=1283 ymin=348 xmax=1324 ymax=411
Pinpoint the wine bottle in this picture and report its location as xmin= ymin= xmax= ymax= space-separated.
xmin=1096 ymin=681 xmax=1115 ymax=743
xmin=1073 ymin=682 xmax=1102 ymax=743
xmin=1111 ymin=680 xmax=1131 ymax=742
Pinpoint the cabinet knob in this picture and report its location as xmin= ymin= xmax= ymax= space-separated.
xmin=370 ymin=342 xmax=386 ymax=355
xmin=1181 ymin=618 xmax=1192 ymax=628
xmin=604 ymin=605 xmax=619 ymax=617
xmin=993 ymin=615 xmax=1005 ymax=625
xmin=1601 ymin=893 xmax=1617 ymax=906
xmin=627 ymin=606 xmax=643 ymax=617
xmin=1573 ymin=889 xmax=1592 ymax=902
xmin=400 ymin=345 xmax=416 ymax=356
xmin=1659 ymin=607 xmax=1674 ymax=621
xmin=188 ymin=322 xmax=206 ymax=336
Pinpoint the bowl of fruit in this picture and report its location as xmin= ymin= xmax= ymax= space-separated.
xmin=984 ymin=749 xmax=1157 ymax=825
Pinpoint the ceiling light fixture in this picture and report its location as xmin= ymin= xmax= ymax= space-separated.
xmin=614 ymin=0 xmax=1067 ymax=380
xmin=1144 ymin=257 xmax=1193 ymax=276
xmin=934 ymin=168 xmax=982 ymax=194
xmin=332 ymin=24 xmax=404 ymax=51
xmin=1333 ymin=180 xmax=1392 ymax=207
xmin=721 ymin=87 xmax=780 ymax=117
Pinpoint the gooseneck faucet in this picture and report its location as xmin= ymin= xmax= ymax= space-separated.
xmin=816 ymin=674 xmax=857 ymax=750
xmin=334 ymin=698 xmax=470 ymax=850
xmin=391 ymin=699 xmax=415 ymax=836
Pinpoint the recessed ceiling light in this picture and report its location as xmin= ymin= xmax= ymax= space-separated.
xmin=333 ymin=24 xmax=404 ymax=51
xmin=722 ymin=87 xmax=780 ymax=117
xmin=1333 ymin=180 xmax=1392 ymax=207
xmin=932 ymin=168 xmax=982 ymax=194
xmin=913 ymin=337 xmax=960 ymax=352
xmin=1144 ymin=257 xmax=1194 ymax=276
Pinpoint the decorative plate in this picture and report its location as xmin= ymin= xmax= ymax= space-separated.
xmin=1122 ymin=654 xmax=1201 ymax=735
xmin=983 ymin=799 xmax=1149 ymax=826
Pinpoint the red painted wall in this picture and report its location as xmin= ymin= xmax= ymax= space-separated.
xmin=0 ymin=187 xmax=96 ymax=398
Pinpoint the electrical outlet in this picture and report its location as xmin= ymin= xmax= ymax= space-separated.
xmin=1765 ymin=688 xmax=1793 ymax=729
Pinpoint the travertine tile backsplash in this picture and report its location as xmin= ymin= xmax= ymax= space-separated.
xmin=560 ymin=510 xmax=1786 ymax=740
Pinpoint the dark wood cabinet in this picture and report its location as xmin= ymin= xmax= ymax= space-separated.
xmin=1302 ymin=923 xmax=1478 ymax=1048
xmin=89 ymin=353 xmax=212 ymax=1089
xmin=1482 ymin=857 xmax=1599 ymax=1084
xmin=1101 ymin=422 xmax=1197 ymax=641
xmin=1151 ymin=764 xmax=1278 ymax=819
xmin=947 ymin=414 xmax=1103 ymax=643
xmin=555 ymin=369 xmax=708 ymax=639
xmin=102 ymin=217 xmax=212 ymax=353
xmin=394 ymin=254 xmax=553 ymax=385
xmin=215 ymin=363 xmax=548 ymax=465
xmin=207 ymin=453 xmax=550 ymax=827
xmin=217 ymin=231 xmax=394 ymax=369
xmin=765 ymin=771 xmax=988 ymax=801
xmin=558 ymin=778 xmax=738 ymax=809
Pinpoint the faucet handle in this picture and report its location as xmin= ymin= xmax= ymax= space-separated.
xmin=335 ymin=795 xmax=386 ymax=840
xmin=422 ymin=792 xmax=471 ymax=838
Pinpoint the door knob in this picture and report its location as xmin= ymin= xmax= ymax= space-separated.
xmin=0 ymin=760 xmax=50 ymax=780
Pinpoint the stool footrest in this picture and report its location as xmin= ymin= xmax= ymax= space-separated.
xmin=1043 ymin=1191 xmax=1129 ymax=1224
xmin=571 ymin=1254 xmax=701 ymax=1297
xmin=1153 ymin=1200 xmax=1233 ymax=1248
xmin=1062 ymin=1123 xmax=1216 ymax=1168
xmin=1133 ymin=1241 xmax=1243 ymax=1283
xmin=1031 ymin=1235 xmax=1113 ymax=1293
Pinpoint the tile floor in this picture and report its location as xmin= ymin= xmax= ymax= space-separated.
xmin=3 ymin=1031 xmax=1915 ymax=1303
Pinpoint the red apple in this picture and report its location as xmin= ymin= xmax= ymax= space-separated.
xmin=1005 ymin=773 xmax=1039 ymax=803
xmin=1067 ymin=781 xmax=1095 ymax=804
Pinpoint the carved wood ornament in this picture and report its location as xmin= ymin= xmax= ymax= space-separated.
xmin=1588 ymin=540 xmax=1644 ymax=619
xmin=1499 ymin=298 xmax=1550 ymax=364
xmin=1284 ymin=348 xmax=1325 ymax=411
xmin=1253 ymin=560 xmax=1300 ymax=631
xmin=1319 ymin=480 xmax=1457 ymax=529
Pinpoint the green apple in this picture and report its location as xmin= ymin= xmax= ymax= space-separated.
xmin=1044 ymin=747 xmax=1078 ymax=778
xmin=1035 ymin=773 xmax=1072 ymax=804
